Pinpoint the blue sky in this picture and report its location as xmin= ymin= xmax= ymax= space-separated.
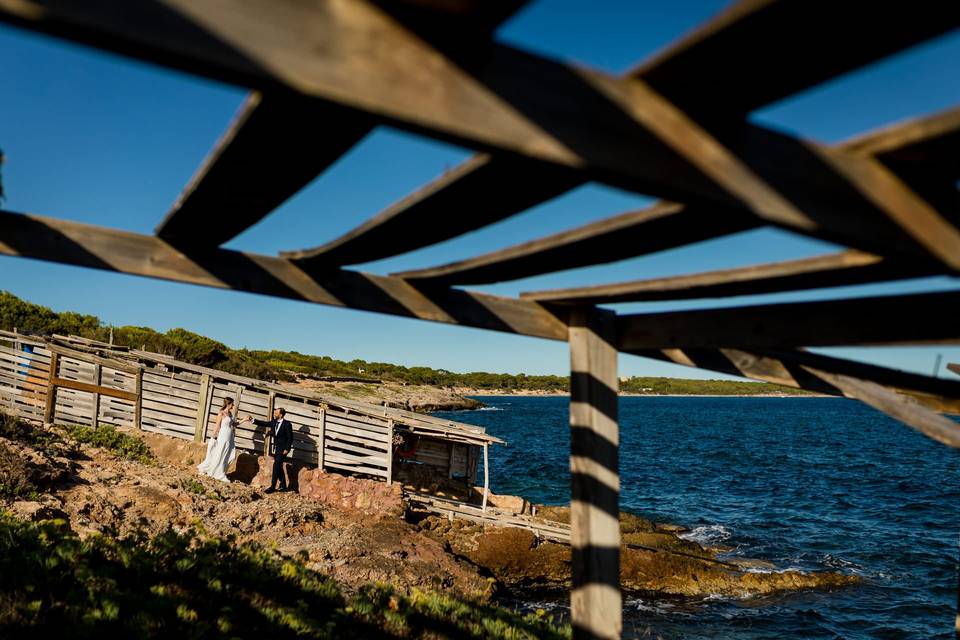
xmin=0 ymin=1 xmax=958 ymax=379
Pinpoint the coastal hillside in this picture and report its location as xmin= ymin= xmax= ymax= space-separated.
xmin=0 ymin=291 xmax=812 ymax=399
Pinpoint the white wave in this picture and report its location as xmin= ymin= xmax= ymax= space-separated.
xmin=679 ymin=524 xmax=733 ymax=545
xmin=476 ymin=406 xmax=505 ymax=411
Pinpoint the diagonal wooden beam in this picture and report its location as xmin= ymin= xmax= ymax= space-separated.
xmin=616 ymin=291 xmax=960 ymax=351
xmin=284 ymin=1 xmax=960 ymax=268
xmin=390 ymin=202 xmax=757 ymax=285
xmin=5 ymin=1 xmax=955 ymax=270
xmin=631 ymin=0 xmax=960 ymax=121
xmin=283 ymin=155 xmax=583 ymax=267
xmin=156 ymin=92 xmax=374 ymax=246
xmin=803 ymin=368 xmax=960 ymax=449
xmin=629 ymin=347 xmax=960 ymax=432
xmin=393 ymin=106 xmax=960 ymax=286
xmin=520 ymin=250 xmax=934 ymax=305
xmin=155 ymin=0 xmax=530 ymax=248
xmin=0 ymin=209 xmax=568 ymax=341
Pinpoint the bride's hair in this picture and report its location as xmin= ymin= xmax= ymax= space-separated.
xmin=220 ymin=397 xmax=234 ymax=412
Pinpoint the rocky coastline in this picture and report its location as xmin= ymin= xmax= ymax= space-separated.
xmin=2 ymin=420 xmax=858 ymax=609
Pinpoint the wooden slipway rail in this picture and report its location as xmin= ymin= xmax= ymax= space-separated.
xmin=0 ymin=330 xmax=499 ymax=493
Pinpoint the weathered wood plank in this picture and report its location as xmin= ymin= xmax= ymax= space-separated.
xmin=157 ymin=92 xmax=374 ymax=247
xmin=568 ymin=308 xmax=620 ymax=640
xmin=3 ymin=1 xmax=956 ymax=268
xmin=325 ymin=420 xmax=392 ymax=445
xmin=43 ymin=352 xmax=58 ymax=424
xmin=157 ymin=1 xmax=526 ymax=249
xmin=630 ymin=347 xmax=960 ymax=415
xmin=393 ymin=202 xmax=755 ymax=285
xmin=326 ymin=438 xmax=388 ymax=457
xmin=522 ymin=250 xmax=929 ymax=304
xmin=617 ymin=291 xmax=960 ymax=351
xmin=51 ymin=376 xmax=138 ymax=403
xmin=0 ymin=210 xmax=569 ymax=343
xmin=323 ymin=459 xmax=388 ymax=478
xmin=802 ymin=366 xmax=960 ymax=449
xmin=287 ymin=1 xmax=960 ymax=269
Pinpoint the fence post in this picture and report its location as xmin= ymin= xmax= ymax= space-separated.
xmin=92 ymin=364 xmax=101 ymax=427
xmin=194 ymin=374 xmax=211 ymax=442
xmin=134 ymin=367 xmax=143 ymax=429
xmin=316 ymin=406 xmax=326 ymax=471
xmin=386 ymin=419 xmax=394 ymax=485
xmin=44 ymin=352 xmax=59 ymax=425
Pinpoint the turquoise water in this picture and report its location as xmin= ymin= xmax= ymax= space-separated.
xmin=434 ymin=396 xmax=960 ymax=639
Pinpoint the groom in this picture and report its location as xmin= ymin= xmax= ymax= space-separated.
xmin=250 ymin=408 xmax=293 ymax=493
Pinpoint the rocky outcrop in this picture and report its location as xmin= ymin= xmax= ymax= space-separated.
xmin=418 ymin=506 xmax=859 ymax=598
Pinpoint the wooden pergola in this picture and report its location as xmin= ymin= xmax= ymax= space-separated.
xmin=1 ymin=2 xmax=959 ymax=637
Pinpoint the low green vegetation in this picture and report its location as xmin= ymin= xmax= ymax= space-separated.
xmin=0 ymin=412 xmax=154 ymax=465
xmin=0 ymin=441 xmax=37 ymax=500
xmin=59 ymin=423 xmax=155 ymax=465
xmin=1 ymin=291 xmax=811 ymax=395
xmin=0 ymin=515 xmax=569 ymax=639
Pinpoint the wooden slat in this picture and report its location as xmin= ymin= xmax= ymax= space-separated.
xmin=287 ymin=155 xmax=582 ymax=267
xmin=631 ymin=0 xmax=960 ymax=119
xmin=51 ymin=376 xmax=138 ymax=402
xmin=326 ymin=438 xmax=388 ymax=458
xmin=325 ymin=420 xmax=392 ymax=445
xmin=522 ymin=250 xmax=930 ymax=304
xmin=323 ymin=459 xmax=387 ymax=478
xmin=802 ymin=367 xmax=960 ymax=449
xmin=156 ymin=92 xmax=374 ymax=247
xmin=0 ymin=210 xmax=569 ymax=343
xmin=287 ymin=0 xmax=960 ymax=269
xmin=630 ymin=347 xmax=960 ymax=415
xmin=393 ymin=106 xmax=960 ymax=285
xmin=3 ymin=1 xmax=956 ymax=269
xmin=393 ymin=202 xmax=755 ymax=285
xmin=157 ymin=1 xmax=525 ymax=249
xmin=617 ymin=291 xmax=960 ymax=351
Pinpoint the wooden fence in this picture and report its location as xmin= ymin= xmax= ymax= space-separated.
xmin=0 ymin=330 xmax=499 ymax=491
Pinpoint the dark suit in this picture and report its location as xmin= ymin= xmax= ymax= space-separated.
xmin=255 ymin=417 xmax=293 ymax=490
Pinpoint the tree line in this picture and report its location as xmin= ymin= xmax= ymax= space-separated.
xmin=0 ymin=291 xmax=811 ymax=395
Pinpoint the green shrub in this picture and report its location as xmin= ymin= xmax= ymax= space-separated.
xmin=0 ymin=516 xmax=570 ymax=639
xmin=0 ymin=413 xmax=63 ymax=450
xmin=58 ymin=424 xmax=154 ymax=465
xmin=0 ymin=441 xmax=37 ymax=500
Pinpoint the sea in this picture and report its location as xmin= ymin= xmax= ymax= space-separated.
xmin=434 ymin=396 xmax=960 ymax=640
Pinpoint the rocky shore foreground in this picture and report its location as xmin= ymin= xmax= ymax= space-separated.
xmin=2 ymin=417 xmax=858 ymax=610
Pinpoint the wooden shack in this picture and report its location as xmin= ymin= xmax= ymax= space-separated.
xmin=0 ymin=329 xmax=501 ymax=500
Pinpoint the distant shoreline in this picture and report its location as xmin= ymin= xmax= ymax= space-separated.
xmin=461 ymin=390 xmax=833 ymax=398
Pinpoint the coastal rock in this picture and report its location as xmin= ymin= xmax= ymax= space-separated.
xmin=422 ymin=513 xmax=859 ymax=598
xmin=297 ymin=468 xmax=403 ymax=517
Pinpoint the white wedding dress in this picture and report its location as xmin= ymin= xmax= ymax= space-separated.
xmin=197 ymin=414 xmax=237 ymax=482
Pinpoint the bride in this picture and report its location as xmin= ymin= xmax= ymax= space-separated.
xmin=198 ymin=397 xmax=250 ymax=482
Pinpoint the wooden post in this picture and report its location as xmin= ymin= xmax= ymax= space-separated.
xmin=482 ymin=443 xmax=489 ymax=512
xmin=386 ymin=419 xmax=394 ymax=485
xmin=265 ymin=392 xmax=276 ymax=455
xmin=201 ymin=381 xmax=216 ymax=442
xmin=44 ymin=352 xmax=59 ymax=424
xmin=194 ymin=374 xmax=211 ymax=442
xmin=448 ymin=442 xmax=456 ymax=479
xmin=568 ymin=307 xmax=620 ymax=640
xmin=134 ymin=367 xmax=143 ymax=430
xmin=92 ymin=364 xmax=101 ymax=427
xmin=316 ymin=406 xmax=326 ymax=471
